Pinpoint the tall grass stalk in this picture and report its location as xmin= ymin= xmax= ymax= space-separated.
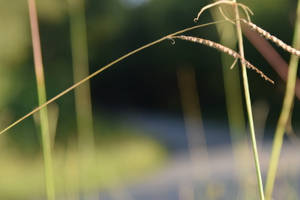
xmin=265 ymin=1 xmax=300 ymax=199
xmin=233 ymin=1 xmax=264 ymax=199
xmin=211 ymin=8 xmax=254 ymax=199
xmin=68 ymin=0 xmax=95 ymax=195
xmin=212 ymin=5 xmax=246 ymax=151
xmin=68 ymin=0 xmax=95 ymax=150
xmin=0 ymin=20 xmax=227 ymax=135
xmin=27 ymin=0 xmax=55 ymax=199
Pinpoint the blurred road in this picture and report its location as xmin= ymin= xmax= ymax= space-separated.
xmin=100 ymin=144 xmax=300 ymax=199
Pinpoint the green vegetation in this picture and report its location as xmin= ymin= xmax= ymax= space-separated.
xmin=0 ymin=125 xmax=166 ymax=200
xmin=232 ymin=2 xmax=264 ymax=199
xmin=265 ymin=1 xmax=300 ymax=199
xmin=28 ymin=0 xmax=55 ymax=199
xmin=0 ymin=0 xmax=300 ymax=199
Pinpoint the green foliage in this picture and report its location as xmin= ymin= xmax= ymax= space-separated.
xmin=1 ymin=0 xmax=300 ymax=199
xmin=0 ymin=130 xmax=166 ymax=200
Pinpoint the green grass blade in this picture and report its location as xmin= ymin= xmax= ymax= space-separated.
xmin=0 ymin=20 xmax=227 ymax=135
xmin=27 ymin=0 xmax=55 ymax=199
xmin=265 ymin=1 xmax=300 ymax=199
xmin=233 ymin=1 xmax=265 ymax=199
xmin=211 ymin=8 xmax=256 ymax=199
xmin=68 ymin=0 xmax=96 ymax=196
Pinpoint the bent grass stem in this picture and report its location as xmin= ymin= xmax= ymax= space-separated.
xmin=0 ymin=20 xmax=227 ymax=135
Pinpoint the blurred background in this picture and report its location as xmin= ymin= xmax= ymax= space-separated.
xmin=0 ymin=0 xmax=300 ymax=199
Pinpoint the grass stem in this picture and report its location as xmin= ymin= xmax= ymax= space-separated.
xmin=211 ymin=8 xmax=253 ymax=199
xmin=0 ymin=20 xmax=227 ymax=135
xmin=233 ymin=1 xmax=264 ymax=199
xmin=68 ymin=0 xmax=95 ymax=195
xmin=27 ymin=0 xmax=55 ymax=199
xmin=265 ymin=1 xmax=300 ymax=199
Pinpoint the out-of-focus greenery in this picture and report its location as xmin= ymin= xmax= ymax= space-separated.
xmin=0 ymin=125 xmax=166 ymax=200
xmin=0 ymin=1 xmax=28 ymax=110
xmin=0 ymin=0 xmax=296 ymax=131
xmin=0 ymin=0 xmax=299 ymax=199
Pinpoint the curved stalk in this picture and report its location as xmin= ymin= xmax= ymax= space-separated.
xmin=0 ymin=20 xmax=227 ymax=135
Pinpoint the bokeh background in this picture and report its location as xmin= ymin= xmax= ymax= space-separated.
xmin=0 ymin=0 xmax=300 ymax=199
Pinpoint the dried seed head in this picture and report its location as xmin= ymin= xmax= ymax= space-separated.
xmin=171 ymin=35 xmax=274 ymax=84
xmin=241 ymin=19 xmax=300 ymax=57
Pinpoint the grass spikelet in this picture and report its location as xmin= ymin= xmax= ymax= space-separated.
xmin=199 ymin=1 xmax=300 ymax=58
xmin=241 ymin=19 xmax=300 ymax=57
xmin=215 ymin=6 xmax=300 ymax=57
xmin=171 ymin=35 xmax=274 ymax=84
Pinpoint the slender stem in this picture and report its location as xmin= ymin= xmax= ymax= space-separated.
xmin=68 ymin=0 xmax=95 ymax=196
xmin=68 ymin=0 xmax=95 ymax=150
xmin=233 ymin=1 xmax=264 ymax=199
xmin=0 ymin=20 xmax=227 ymax=136
xmin=265 ymin=1 xmax=300 ymax=199
xmin=212 ymin=8 xmax=253 ymax=199
xmin=27 ymin=0 xmax=55 ymax=199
